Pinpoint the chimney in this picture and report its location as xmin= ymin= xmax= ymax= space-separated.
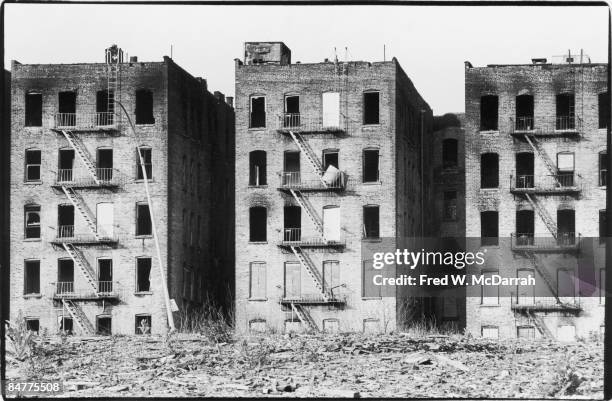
xmin=226 ymin=96 xmax=234 ymax=108
xmin=214 ymin=91 xmax=225 ymax=103
xmin=130 ymin=56 xmax=138 ymax=62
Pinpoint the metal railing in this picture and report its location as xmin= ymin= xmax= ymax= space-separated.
xmin=280 ymin=293 xmax=347 ymax=304
xmin=280 ymin=228 xmax=345 ymax=247
xmin=515 ymin=116 xmax=534 ymax=131
xmin=53 ymin=227 xmax=119 ymax=244
xmin=511 ymin=296 xmax=581 ymax=311
xmin=511 ymin=232 xmax=580 ymax=251
xmin=56 ymin=168 xmax=118 ymax=186
xmin=58 ymin=225 xmax=75 ymax=238
xmin=556 ymin=116 xmax=576 ymax=131
xmin=279 ymin=171 xmax=347 ymax=190
xmin=56 ymin=281 xmax=75 ymax=295
xmin=54 ymin=281 xmax=120 ymax=299
xmin=54 ymin=112 xmax=118 ymax=129
xmin=276 ymin=113 xmax=346 ymax=133
xmin=97 ymin=281 xmax=114 ymax=293
xmin=509 ymin=116 xmax=582 ymax=135
xmin=510 ymin=174 xmax=581 ymax=192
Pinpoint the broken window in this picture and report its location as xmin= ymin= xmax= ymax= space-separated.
xmin=59 ymin=317 xmax=73 ymax=335
xmin=363 ymin=149 xmax=379 ymax=183
xmin=480 ymin=95 xmax=498 ymax=131
xmin=98 ymin=259 xmax=113 ymax=292
xmin=135 ymin=90 xmax=155 ymax=124
xmin=25 ymin=93 xmax=42 ymax=127
xmin=515 ymin=152 xmax=534 ymax=188
xmin=57 ymin=204 xmax=75 ymax=238
xmin=442 ymin=139 xmax=458 ymax=169
xmin=249 ymin=262 xmax=266 ymax=299
xmin=481 ymin=271 xmax=499 ymax=305
xmin=599 ymin=92 xmax=610 ymax=129
xmin=26 ymin=319 xmax=40 ymax=334
xmin=282 ymin=151 xmax=300 ymax=186
xmin=323 ymin=150 xmax=339 ymax=170
xmin=284 ymin=206 xmax=301 ymax=242
xmin=96 ymin=316 xmax=112 ymax=335
xmin=249 ymin=150 xmax=267 ymax=186
xmin=24 ymin=205 xmax=41 ymax=239
xmin=363 ymin=91 xmax=380 ymax=125
xmin=250 ymin=96 xmax=266 ymax=128
xmin=97 ymin=148 xmax=113 ymax=181
xmin=25 ymin=149 xmax=41 ymax=181
xmin=136 ymin=147 xmax=152 ymax=180
xmin=556 ymin=93 xmax=575 ymax=130
xmin=480 ymin=211 xmax=498 ymax=246
xmin=480 ymin=153 xmax=499 ymax=188
xmin=136 ymin=257 xmax=152 ymax=292
xmin=57 ymin=259 xmax=74 ymax=294
xmin=96 ymin=90 xmax=115 ymax=125
xmin=599 ymin=209 xmax=606 ymax=244
xmin=323 ymin=260 xmax=340 ymax=294
xmin=600 ymin=152 xmax=607 ymax=186
xmin=443 ymin=191 xmax=457 ymax=221
xmin=58 ymin=149 xmax=75 ymax=182
xmin=58 ymin=91 xmax=76 ymax=126
xmin=557 ymin=209 xmax=575 ymax=245
xmin=135 ymin=315 xmax=152 ymax=335
xmin=136 ymin=203 xmax=152 ymax=236
xmin=516 ymin=210 xmax=535 ymax=245
xmin=515 ymin=94 xmax=534 ymax=130
xmin=284 ymin=95 xmax=300 ymax=127
xmin=24 ymin=260 xmax=40 ymax=294
xmin=363 ymin=205 xmax=380 ymax=239
xmin=362 ymin=260 xmax=382 ymax=298
xmin=557 ymin=152 xmax=575 ymax=187
xmin=249 ymin=206 xmax=267 ymax=242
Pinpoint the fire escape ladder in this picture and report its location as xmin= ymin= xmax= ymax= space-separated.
xmin=288 ymin=189 xmax=325 ymax=238
xmin=525 ymin=251 xmax=561 ymax=303
xmin=60 ymin=130 xmax=100 ymax=184
xmin=289 ymin=245 xmax=331 ymax=300
xmin=62 ymin=243 xmax=98 ymax=293
xmin=61 ymin=186 xmax=99 ymax=239
xmin=528 ymin=310 xmax=554 ymax=339
xmin=288 ymin=130 xmax=327 ymax=186
xmin=523 ymin=134 xmax=560 ymax=185
xmin=62 ymin=299 xmax=95 ymax=335
xmin=291 ymin=303 xmax=319 ymax=332
xmin=523 ymin=193 xmax=557 ymax=238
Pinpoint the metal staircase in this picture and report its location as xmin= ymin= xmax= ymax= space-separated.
xmin=528 ymin=311 xmax=554 ymax=339
xmin=289 ymin=245 xmax=331 ymax=301
xmin=62 ymin=243 xmax=98 ymax=292
xmin=61 ymin=187 xmax=99 ymax=239
xmin=523 ymin=193 xmax=557 ymax=238
xmin=288 ymin=189 xmax=325 ymax=237
xmin=523 ymin=134 xmax=562 ymax=187
xmin=524 ymin=251 xmax=561 ymax=303
xmin=59 ymin=130 xmax=100 ymax=184
xmin=291 ymin=303 xmax=319 ymax=332
xmin=62 ymin=299 xmax=95 ymax=335
xmin=287 ymin=131 xmax=325 ymax=177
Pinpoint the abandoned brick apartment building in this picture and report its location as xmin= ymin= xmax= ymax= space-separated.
xmin=9 ymin=45 xmax=234 ymax=336
xmin=464 ymin=55 xmax=609 ymax=340
xmin=234 ymin=42 xmax=433 ymax=333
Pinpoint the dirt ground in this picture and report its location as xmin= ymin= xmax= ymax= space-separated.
xmin=5 ymin=333 xmax=605 ymax=398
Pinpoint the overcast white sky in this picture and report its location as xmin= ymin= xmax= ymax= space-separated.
xmin=4 ymin=4 xmax=609 ymax=113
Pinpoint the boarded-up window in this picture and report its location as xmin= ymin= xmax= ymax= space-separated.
xmin=481 ymin=271 xmax=499 ymax=305
xmin=482 ymin=325 xmax=499 ymax=339
xmin=249 ymin=262 xmax=266 ymax=299
xmin=323 ymin=260 xmax=340 ymax=294
xmin=362 ymin=260 xmax=381 ymax=298
xmin=517 ymin=326 xmax=535 ymax=339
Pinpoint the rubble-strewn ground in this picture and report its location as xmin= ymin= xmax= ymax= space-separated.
xmin=5 ymin=333 xmax=604 ymax=398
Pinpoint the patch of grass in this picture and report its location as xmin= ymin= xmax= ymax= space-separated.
xmin=176 ymin=295 xmax=234 ymax=343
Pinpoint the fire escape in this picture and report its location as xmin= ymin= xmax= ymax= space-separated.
xmin=49 ymin=46 xmax=124 ymax=335
xmin=276 ymin=108 xmax=348 ymax=332
xmin=508 ymin=81 xmax=583 ymax=339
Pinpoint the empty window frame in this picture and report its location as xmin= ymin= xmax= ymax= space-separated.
xmin=24 ymin=260 xmax=40 ymax=294
xmin=24 ymin=149 xmax=42 ymax=181
xmin=97 ymin=316 xmax=112 ymax=335
xmin=97 ymin=148 xmax=113 ymax=181
xmin=443 ymin=191 xmax=457 ymax=221
xmin=323 ymin=149 xmax=339 ymax=170
xmin=363 ymin=91 xmax=380 ymax=125
xmin=98 ymin=259 xmax=113 ymax=292
xmin=480 ymin=153 xmax=499 ymax=188
xmin=135 ymin=315 xmax=152 ymax=335
xmin=249 ymin=207 xmax=267 ymax=242
xmin=363 ymin=205 xmax=380 ymax=239
xmin=481 ymin=270 xmax=499 ymax=305
xmin=515 ymin=152 xmax=534 ymax=188
xmin=24 ymin=205 xmax=41 ymax=239
xmin=58 ymin=91 xmax=76 ymax=126
xmin=249 ymin=262 xmax=266 ymax=299
xmin=249 ymin=150 xmax=267 ymax=186
xmin=283 ymin=206 xmax=301 ymax=241
xmin=26 ymin=319 xmax=40 ymax=334
xmin=59 ymin=317 xmax=73 ymax=335
xmin=136 ymin=147 xmax=152 ymax=179
xmin=481 ymin=211 xmax=499 ymax=246
xmin=599 ymin=152 xmax=607 ymax=186
xmin=57 ymin=204 xmax=75 ymax=237
xmin=136 ymin=257 xmax=152 ymax=292
xmin=284 ymin=95 xmax=300 ymax=127
xmin=555 ymin=93 xmax=575 ymax=130
xmin=516 ymin=210 xmax=535 ymax=244
xmin=480 ymin=95 xmax=498 ymax=131
xmin=362 ymin=260 xmax=381 ymax=298
xmin=96 ymin=90 xmax=115 ymax=125
xmin=515 ymin=94 xmax=534 ymax=130
xmin=557 ymin=209 xmax=576 ymax=245
xmin=557 ymin=152 xmax=575 ymax=187
xmin=442 ymin=138 xmax=458 ymax=169
xmin=25 ymin=93 xmax=42 ymax=127
xmin=363 ymin=149 xmax=380 ymax=183
xmin=250 ymin=96 xmax=266 ymax=128
xmin=135 ymin=90 xmax=155 ymax=124
xmin=136 ymin=203 xmax=152 ymax=236
xmin=599 ymin=92 xmax=610 ymax=129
